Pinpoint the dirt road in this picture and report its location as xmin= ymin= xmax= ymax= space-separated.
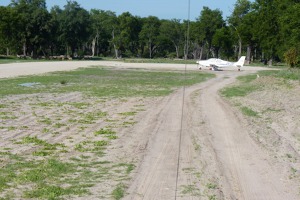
xmin=124 ymin=71 xmax=298 ymax=199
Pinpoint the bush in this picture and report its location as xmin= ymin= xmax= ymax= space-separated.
xmin=284 ymin=47 xmax=299 ymax=68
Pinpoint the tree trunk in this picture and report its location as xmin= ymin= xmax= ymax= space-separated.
xmin=113 ymin=44 xmax=119 ymax=59
xmin=6 ymin=48 xmax=9 ymax=56
xmin=92 ymin=38 xmax=96 ymax=57
xmin=148 ymin=39 xmax=153 ymax=59
xmin=246 ymin=45 xmax=251 ymax=64
xmin=112 ymin=29 xmax=119 ymax=59
xmin=66 ymin=46 xmax=69 ymax=57
xmin=238 ymin=38 xmax=242 ymax=59
xmin=175 ymin=45 xmax=179 ymax=58
xmin=199 ymin=46 xmax=203 ymax=60
xmin=149 ymin=44 xmax=152 ymax=59
xmin=268 ymin=58 xmax=273 ymax=66
xmin=23 ymin=43 xmax=26 ymax=56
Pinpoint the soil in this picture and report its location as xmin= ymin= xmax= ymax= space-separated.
xmin=0 ymin=61 xmax=299 ymax=199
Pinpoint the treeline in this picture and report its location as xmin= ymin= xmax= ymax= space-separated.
xmin=0 ymin=0 xmax=299 ymax=66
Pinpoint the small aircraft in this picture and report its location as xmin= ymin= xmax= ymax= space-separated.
xmin=197 ymin=56 xmax=246 ymax=71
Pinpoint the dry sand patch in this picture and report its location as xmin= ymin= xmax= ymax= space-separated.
xmin=0 ymin=90 xmax=164 ymax=199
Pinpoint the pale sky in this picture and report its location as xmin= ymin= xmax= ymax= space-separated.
xmin=0 ymin=0 xmax=246 ymax=21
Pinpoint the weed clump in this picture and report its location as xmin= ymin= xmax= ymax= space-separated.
xmin=60 ymin=80 xmax=67 ymax=85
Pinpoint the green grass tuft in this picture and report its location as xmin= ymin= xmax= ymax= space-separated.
xmin=241 ymin=106 xmax=259 ymax=117
xmin=220 ymin=85 xmax=258 ymax=98
xmin=112 ymin=183 xmax=126 ymax=200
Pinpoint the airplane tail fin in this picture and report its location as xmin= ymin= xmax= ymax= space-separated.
xmin=234 ymin=56 xmax=246 ymax=68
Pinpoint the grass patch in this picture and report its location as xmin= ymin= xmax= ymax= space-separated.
xmin=181 ymin=185 xmax=201 ymax=196
xmin=0 ymin=157 xmax=75 ymax=192
xmin=262 ymin=107 xmax=283 ymax=113
xmin=0 ymin=149 xmax=135 ymax=199
xmin=0 ymin=67 xmax=214 ymax=98
xmin=221 ymin=85 xmax=258 ymax=98
xmin=206 ymin=183 xmax=217 ymax=189
xmin=78 ymin=111 xmax=108 ymax=124
xmin=38 ymin=117 xmax=52 ymax=125
xmin=237 ymin=74 xmax=257 ymax=83
xmin=259 ymin=69 xmax=300 ymax=81
xmin=118 ymin=111 xmax=137 ymax=116
xmin=113 ymin=163 xmax=135 ymax=174
xmin=240 ymin=106 xmax=259 ymax=117
xmin=16 ymin=136 xmax=66 ymax=156
xmin=75 ymin=140 xmax=108 ymax=152
xmin=222 ymin=69 xmax=300 ymax=98
xmin=24 ymin=184 xmax=88 ymax=200
xmin=94 ymin=128 xmax=117 ymax=139
xmin=111 ymin=183 xmax=126 ymax=200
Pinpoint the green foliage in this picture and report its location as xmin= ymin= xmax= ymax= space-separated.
xmin=95 ymin=128 xmax=116 ymax=136
xmin=284 ymin=47 xmax=299 ymax=68
xmin=58 ymin=1 xmax=91 ymax=57
xmin=181 ymin=184 xmax=201 ymax=196
xmin=206 ymin=183 xmax=217 ymax=189
xmin=236 ymin=74 xmax=257 ymax=83
xmin=220 ymin=85 xmax=258 ymax=98
xmin=197 ymin=6 xmax=224 ymax=57
xmin=212 ymin=27 xmax=234 ymax=58
xmin=259 ymin=69 xmax=300 ymax=81
xmin=241 ymin=106 xmax=258 ymax=117
xmin=0 ymin=0 xmax=299 ymax=62
xmin=111 ymin=183 xmax=126 ymax=200
xmin=160 ymin=19 xmax=184 ymax=58
xmin=139 ymin=16 xmax=161 ymax=58
xmin=89 ymin=10 xmax=117 ymax=57
xmin=0 ymin=146 xmax=135 ymax=199
xmin=24 ymin=184 xmax=87 ymax=200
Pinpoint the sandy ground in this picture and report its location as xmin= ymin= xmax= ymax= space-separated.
xmin=0 ymin=61 xmax=299 ymax=199
xmin=0 ymin=60 xmax=268 ymax=78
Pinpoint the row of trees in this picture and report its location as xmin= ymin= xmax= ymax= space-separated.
xmin=0 ymin=0 xmax=299 ymax=66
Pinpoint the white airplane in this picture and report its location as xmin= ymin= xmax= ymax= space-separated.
xmin=197 ymin=56 xmax=246 ymax=71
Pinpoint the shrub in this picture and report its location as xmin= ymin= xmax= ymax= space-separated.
xmin=284 ymin=47 xmax=299 ymax=68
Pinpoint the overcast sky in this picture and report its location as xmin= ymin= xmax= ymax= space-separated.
xmin=0 ymin=0 xmax=246 ymax=21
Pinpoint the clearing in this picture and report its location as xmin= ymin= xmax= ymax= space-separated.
xmin=0 ymin=61 xmax=299 ymax=200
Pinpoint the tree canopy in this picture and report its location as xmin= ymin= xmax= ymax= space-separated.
xmin=0 ymin=0 xmax=299 ymax=66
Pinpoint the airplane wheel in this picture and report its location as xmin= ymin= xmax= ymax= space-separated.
xmin=238 ymin=68 xmax=241 ymax=71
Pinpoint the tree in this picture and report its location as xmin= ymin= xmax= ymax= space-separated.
xmin=277 ymin=1 xmax=300 ymax=60
xmin=117 ymin=12 xmax=141 ymax=57
xmin=197 ymin=7 xmax=224 ymax=58
xmin=189 ymin=20 xmax=206 ymax=59
xmin=228 ymin=0 xmax=251 ymax=60
xmin=252 ymin=0 xmax=280 ymax=64
xmin=9 ymin=0 xmax=52 ymax=57
xmin=49 ymin=6 xmax=64 ymax=56
xmin=57 ymin=1 xmax=91 ymax=57
xmin=0 ymin=6 xmax=19 ymax=55
xmin=160 ymin=19 xmax=184 ymax=58
xmin=212 ymin=27 xmax=234 ymax=59
xmin=139 ymin=16 xmax=161 ymax=58
xmin=90 ymin=10 xmax=117 ymax=57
